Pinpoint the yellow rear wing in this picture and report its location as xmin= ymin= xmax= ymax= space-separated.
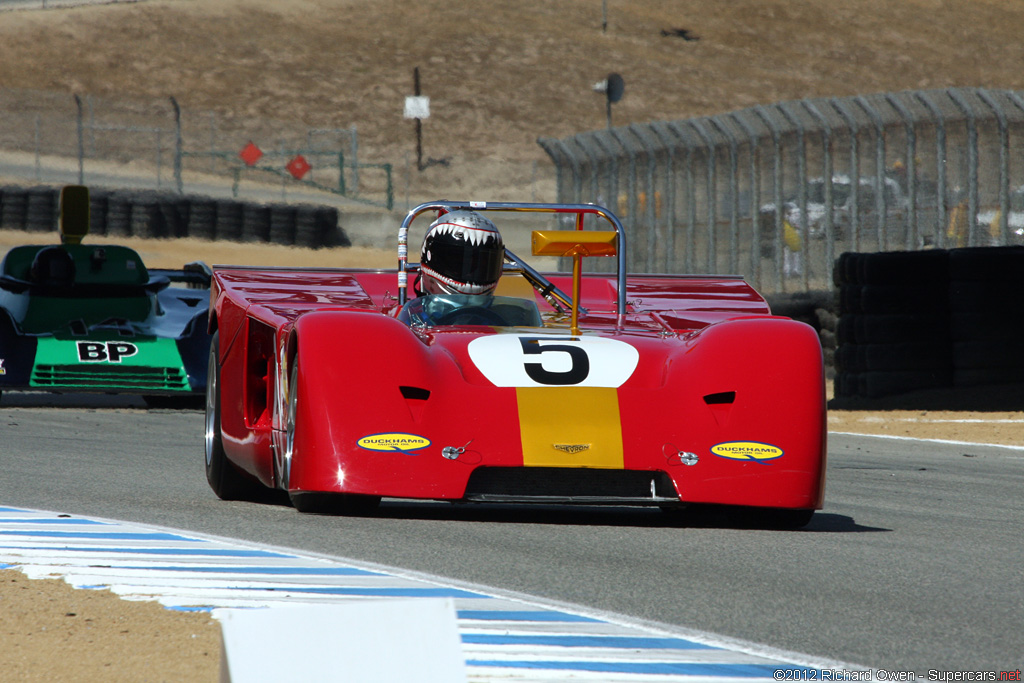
xmin=531 ymin=230 xmax=618 ymax=334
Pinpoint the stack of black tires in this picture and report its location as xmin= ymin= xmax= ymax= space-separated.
xmin=834 ymin=250 xmax=952 ymax=399
xmin=948 ymin=246 xmax=1024 ymax=388
xmin=0 ymin=185 xmax=350 ymax=248
xmin=834 ymin=246 xmax=1024 ymax=401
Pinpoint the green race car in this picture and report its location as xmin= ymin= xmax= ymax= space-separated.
xmin=0 ymin=186 xmax=212 ymax=405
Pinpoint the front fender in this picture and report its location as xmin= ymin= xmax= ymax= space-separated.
xmin=287 ymin=311 xmax=457 ymax=495
xmin=651 ymin=317 xmax=827 ymax=509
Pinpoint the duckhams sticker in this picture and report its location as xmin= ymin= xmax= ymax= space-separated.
xmin=357 ymin=433 xmax=430 ymax=453
xmin=711 ymin=441 xmax=783 ymax=463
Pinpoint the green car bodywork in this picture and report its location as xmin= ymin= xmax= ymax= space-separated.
xmin=0 ymin=186 xmax=212 ymax=401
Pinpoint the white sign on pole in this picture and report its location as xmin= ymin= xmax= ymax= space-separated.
xmin=404 ymin=96 xmax=431 ymax=119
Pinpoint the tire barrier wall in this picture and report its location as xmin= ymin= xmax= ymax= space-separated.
xmin=0 ymin=185 xmax=351 ymax=248
xmin=833 ymin=246 xmax=1024 ymax=404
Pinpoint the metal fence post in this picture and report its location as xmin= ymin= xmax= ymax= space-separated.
xmin=855 ymin=95 xmax=888 ymax=249
xmin=885 ymin=93 xmax=918 ymax=248
xmin=649 ymin=122 xmax=680 ymax=273
xmin=666 ymin=122 xmax=699 ymax=273
xmin=779 ymin=102 xmax=810 ymax=291
xmin=915 ymin=91 xmax=949 ymax=248
xmin=947 ymin=88 xmax=980 ymax=246
xmin=170 ymin=96 xmax=184 ymax=195
xmin=831 ymin=98 xmax=863 ymax=252
xmin=977 ymin=89 xmax=1010 ymax=243
xmin=609 ymin=128 xmax=639 ymax=263
xmin=803 ymin=100 xmax=836 ymax=283
xmin=754 ymin=105 xmax=785 ymax=290
xmin=572 ymin=134 xmax=602 ymax=204
xmin=709 ymin=116 xmax=741 ymax=275
xmin=629 ymin=124 xmax=662 ymax=273
xmin=688 ymin=119 xmax=717 ymax=273
xmin=74 ymin=94 xmax=84 ymax=184
xmin=731 ymin=112 xmax=762 ymax=288
xmin=350 ymin=125 xmax=359 ymax=194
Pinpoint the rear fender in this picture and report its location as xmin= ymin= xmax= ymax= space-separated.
xmin=217 ymin=315 xmax=277 ymax=485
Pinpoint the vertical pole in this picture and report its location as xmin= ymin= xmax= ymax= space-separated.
xmin=350 ymin=125 xmax=359 ymax=193
xmin=571 ymin=254 xmax=582 ymax=335
xmin=74 ymin=94 xmax=84 ymax=184
xmin=170 ymin=96 xmax=183 ymax=194
xmin=34 ymin=115 xmax=41 ymax=182
xmin=414 ymin=67 xmax=424 ymax=171
xmin=602 ymin=0 xmax=607 ymax=32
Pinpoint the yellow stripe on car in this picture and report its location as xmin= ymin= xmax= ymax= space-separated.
xmin=516 ymin=386 xmax=624 ymax=468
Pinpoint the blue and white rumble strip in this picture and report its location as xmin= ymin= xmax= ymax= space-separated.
xmin=0 ymin=506 xmax=851 ymax=681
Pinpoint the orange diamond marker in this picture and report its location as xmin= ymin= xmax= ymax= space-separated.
xmin=286 ymin=155 xmax=311 ymax=180
xmin=239 ymin=141 xmax=263 ymax=166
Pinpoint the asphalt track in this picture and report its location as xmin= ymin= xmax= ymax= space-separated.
xmin=1 ymin=394 xmax=1021 ymax=673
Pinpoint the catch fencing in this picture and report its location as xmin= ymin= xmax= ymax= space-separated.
xmin=0 ymin=89 xmax=394 ymax=210
xmin=538 ymin=87 xmax=1024 ymax=294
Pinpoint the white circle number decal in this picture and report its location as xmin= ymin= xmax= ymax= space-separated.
xmin=467 ymin=334 xmax=639 ymax=388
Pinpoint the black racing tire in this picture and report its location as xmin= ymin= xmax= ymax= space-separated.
xmin=204 ymin=330 xmax=263 ymax=500
xmin=241 ymin=204 xmax=271 ymax=243
xmin=215 ymin=200 xmax=244 ymax=242
xmin=663 ymin=504 xmax=814 ymax=530
xmin=144 ymin=394 xmax=204 ymax=410
xmin=269 ymin=205 xmax=297 ymax=245
xmin=188 ymin=199 xmax=216 ymax=241
xmin=290 ymin=492 xmax=382 ymax=515
xmin=948 ymin=246 xmax=1024 ymax=282
xmin=284 ymin=355 xmax=381 ymax=515
xmin=857 ymin=249 xmax=949 ymax=286
xmin=730 ymin=506 xmax=815 ymax=530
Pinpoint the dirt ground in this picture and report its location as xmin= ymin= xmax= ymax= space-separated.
xmin=3 ymin=0 xmax=1024 ymax=679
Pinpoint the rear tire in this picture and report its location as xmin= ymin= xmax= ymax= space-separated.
xmin=732 ymin=506 xmax=815 ymax=529
xmin=205 ymin=330 xmax=262 ymax=500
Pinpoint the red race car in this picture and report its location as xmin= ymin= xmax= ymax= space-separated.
xmin=205 ymin=201 xmax=826 ymax=527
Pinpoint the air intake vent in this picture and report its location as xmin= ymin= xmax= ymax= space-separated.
xmin=464 ymin=467 xmax=679 ymax=505
xmin=32 ymin=364 xmax=189 ymax=391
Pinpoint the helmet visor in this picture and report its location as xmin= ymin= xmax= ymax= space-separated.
xmin=428 ymin=239 xmax=504 ymax=288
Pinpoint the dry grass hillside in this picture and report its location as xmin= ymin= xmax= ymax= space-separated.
xmin=2 ymin=0 xmax=1024 ymax=200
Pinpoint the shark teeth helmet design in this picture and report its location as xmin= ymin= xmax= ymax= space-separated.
xmin=420 ymin=210 xmax=504 ymax=295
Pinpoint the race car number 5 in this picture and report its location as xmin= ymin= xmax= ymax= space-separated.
xmin=467 ymin=334 xmax=639 ymax=388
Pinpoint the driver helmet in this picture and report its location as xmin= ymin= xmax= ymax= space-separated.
xmin=419 ymin=210 xmax=504 ymax=295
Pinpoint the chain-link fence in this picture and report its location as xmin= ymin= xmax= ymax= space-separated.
xmin=0 ymin=89 xmax=393 ymax=209
xmin=539 ymin=88 xmax=1024 ymax=294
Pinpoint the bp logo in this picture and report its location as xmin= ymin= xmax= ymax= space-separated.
xmin=357 ymin=433 xmax=431 ymax=453
xmin=711 ymin=441 xmax=784 ymax=463
xmin=76 ymin=341 xmax=139 ymax=363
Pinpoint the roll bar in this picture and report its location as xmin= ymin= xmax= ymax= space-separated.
xmin=397 ymin=201 xmax=627 ymax=326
